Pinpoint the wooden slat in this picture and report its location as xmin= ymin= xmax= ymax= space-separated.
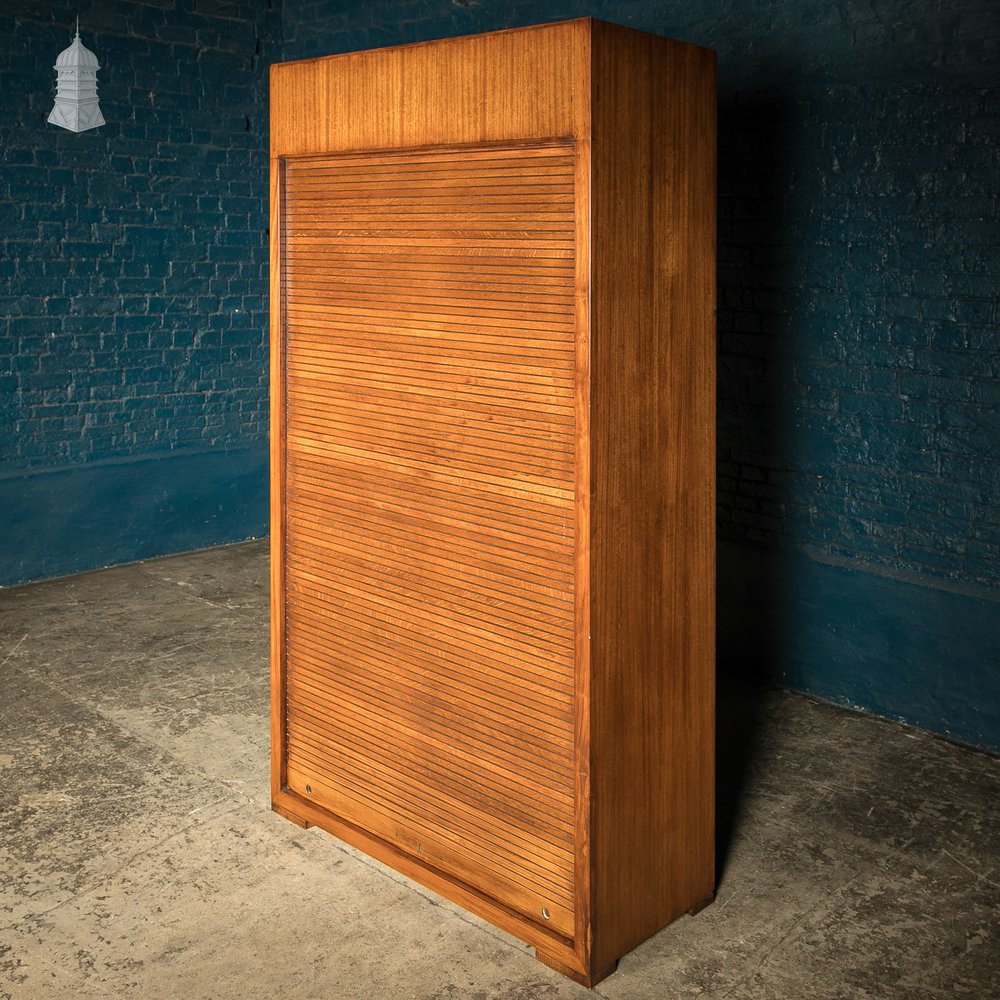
xmin=284 ymin=681 xmax=573 ymax=836
xmin=286 ymin=435 xmax=574 ymax=502
xmin=283 ymin=157 xmax=575 ymax=175
xmin=287 ymin=349 xmax=575 ymax=392
xmin=285 ymin=298 xmax=574 ymax=332
xmin=284 ymin=282 xmax=575 ymax=310
xmin=286 ymin=327 xmax=574 ymax=366
xmin=287 ymin=391 xmax=574 ymax=449
xmin=286 ymin=257 xmax=574 ymax=281
xmin=284 ymin=688 xmax=573 ymax=836
xmin=280 ymin=141 xmax=578 ymax=935
xmin=286 ymin=415 xmax=573 ymax=480
xmin=283 ymin=491 xmax=573 ymax=610
xmin=286 ymin=559 xmax=574 ymax=675
xmin=287 ymin=455 xmax=574 ymax=541
xmin=284 ymin=555 xmax=573 ymax=689
xmin=286 ymin=374 xmax=575 ymax=430
xmin=285 ymin=605 xmax=572 ymax=721
xmin=284 ymin=644 xmax=575 ymax=775
xmin=287 ymin=320 xmax=574 ymax=356
xmin=286 ymin=286 xmax=574 ymax=316
xmin=286 ymin=499 xmax=573 ymax=586
xmin=287 ymin=476 xmax=574 ymax=559
xmin=286 ymin=447 xmax=574 ymax=533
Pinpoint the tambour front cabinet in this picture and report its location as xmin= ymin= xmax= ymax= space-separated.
xmin=269 ymin=19 xmax=716 ymax=986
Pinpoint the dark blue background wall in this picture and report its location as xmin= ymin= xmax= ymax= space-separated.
xmin=2 ymin=1 xmax=997 ymax=751
xmin=0 ymin=0 xmax=278 ymax=584
xmin=282 ymin=0 xmax=999 ymax=750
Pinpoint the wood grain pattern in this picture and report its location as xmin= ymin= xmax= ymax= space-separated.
xmin=588 ymin=20 xmax=717 ymax=971
xmin=269 ymin=159 xmax=287 ymax=798
xmin=270 ymin=18 xmax=715 ymax=986
xmin=269 ymin=23 xmax=588 ymax=156
xmin=282 ymin=144 xmax=579 ymax=940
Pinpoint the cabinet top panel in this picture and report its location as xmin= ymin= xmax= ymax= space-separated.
xmin=270 ymin=19 xmax=590 ymax=158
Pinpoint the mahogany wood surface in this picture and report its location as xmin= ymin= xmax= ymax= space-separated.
xmin=589 ymin=20 xmax=717 ymax=971
xmin=270 ymin=18 xmax=715 ymax=984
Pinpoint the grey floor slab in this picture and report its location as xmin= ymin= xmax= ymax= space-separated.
xmin=0 ymin=670 xmax=236 ymax=930
xmin=1 ymin=541 xmax=997 ymax=1000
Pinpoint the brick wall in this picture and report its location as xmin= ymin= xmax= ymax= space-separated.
xmin=0 ymin=0 xmax=279 ymax=471
xmin=714 ymin=28 xmax=999 ymax=593
xmin=2 ymin=0 xmax=996 ymax=742
xmin=278 ymin=0 xmax=1000 ymax=748
xmin=283 ymin=0 xmax=1000 ymax=595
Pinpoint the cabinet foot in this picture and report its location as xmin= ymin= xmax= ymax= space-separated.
xmin=272 ymin=801 xmax=313 ymax=829
xmin=535 ymin=950 xmax=618 ymax=988
xmin=687 ymin=891 xmax=716 ymax=916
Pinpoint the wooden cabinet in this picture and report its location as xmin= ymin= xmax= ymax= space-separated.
xmin=269 ymin=18 xmax=716 ymax=986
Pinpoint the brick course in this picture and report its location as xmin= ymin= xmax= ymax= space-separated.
xmin=3 ymin=0 xmax=996 ymax=596
xmin=0 ymin=0 xmax=280 ymax=469
xmin=283 ymin=0 xmax=999 ymax=591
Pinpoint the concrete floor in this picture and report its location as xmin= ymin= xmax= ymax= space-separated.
xmin=1 ymin=541 xmax=997 ymax=999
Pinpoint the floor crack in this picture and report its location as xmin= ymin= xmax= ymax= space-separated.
xmin=25 ymin=797 xmax=243 ymax=923
xmin=0 ymin=633 xmax=28 ymax=670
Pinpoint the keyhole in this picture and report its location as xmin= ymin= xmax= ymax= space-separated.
xmin=541 ymin=907 xmax=551 ymax=920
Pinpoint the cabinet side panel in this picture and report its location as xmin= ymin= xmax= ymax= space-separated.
xmin=589 ymin=23 xmax=717 ymax=968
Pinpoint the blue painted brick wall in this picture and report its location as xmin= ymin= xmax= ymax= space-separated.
xmin=3 ymin=1 xmax=996 ymax=745
xmin=0 ymin=0 xmax=279 ymax=470
xmin=279 ymin=0 xmax=1000 ymax=750
xmin=282 ymin=0 xmax=1000 ymax=597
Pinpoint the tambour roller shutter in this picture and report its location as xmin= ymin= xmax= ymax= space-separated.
xmin=279 ymin=143 xmax=579 ymax=934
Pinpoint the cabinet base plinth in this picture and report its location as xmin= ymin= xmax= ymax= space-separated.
xmin=272 ymin=801 xmax=313 ymax=829
xmin=535 ymin=950 xmax=617 ymax=988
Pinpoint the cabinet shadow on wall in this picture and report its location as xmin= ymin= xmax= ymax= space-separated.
xmin=713 ymin=94 xmax=797 ymax=886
